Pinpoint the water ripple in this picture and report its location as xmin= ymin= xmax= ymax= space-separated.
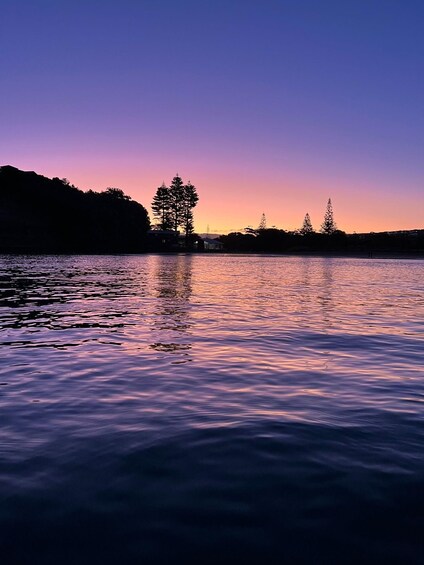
xmin=0 ymin=254 xmax=423 ymax=563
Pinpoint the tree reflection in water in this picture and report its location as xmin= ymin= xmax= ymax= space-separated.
xmin=149 ymin=255 xmax=193 ymax=362
xmin=319 ymin=257 xmax=334 ymax=330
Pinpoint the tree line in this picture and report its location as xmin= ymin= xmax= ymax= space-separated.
xmin=220 ymin=227 xmax=424 ymax=255
xmin=0 ymin=166 xmax=201 ymax=253
xmin=0 ymin=166 xmax=150 ymax=253
xmin=250 ymin=198 xmax=338 ymax=236
xmin=1 ymin=165 xmax=422 ymax=256
xmin=220 ymin=198 xmax=424 ymax=255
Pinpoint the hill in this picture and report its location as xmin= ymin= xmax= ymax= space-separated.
xmin=0 ymin=166 xmax=150 ymax=253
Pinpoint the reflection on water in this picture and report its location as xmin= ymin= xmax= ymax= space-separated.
xmin=0 ymin=254 xmax=423 ymax=564
xmin=319 ymin=257 xmax=334 ymax=327
xmin=150 ymin=255 xmax=193 ymax=361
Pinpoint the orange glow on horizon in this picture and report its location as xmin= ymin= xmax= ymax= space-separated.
xmin=5 ymin=156 xmax=423 ymax=236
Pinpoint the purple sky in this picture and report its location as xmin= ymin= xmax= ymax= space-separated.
xmin=1 ymin=0 xmax=423 ymax=233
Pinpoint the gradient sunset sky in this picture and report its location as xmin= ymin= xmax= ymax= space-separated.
xmin=2 ymin=0 xmax=423 ymax=233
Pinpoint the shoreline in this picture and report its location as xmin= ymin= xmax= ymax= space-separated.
xmin=1 ymin=251 xmax=423 ymax=260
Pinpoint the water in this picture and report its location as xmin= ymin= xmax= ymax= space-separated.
xmin=0 ymin=254 xmax=423 ymax=564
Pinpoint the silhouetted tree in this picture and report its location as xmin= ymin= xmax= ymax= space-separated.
xmin=300 ymin=212 xmax=314 ymax=234
xmin=152 ymin=176 xmax=199 ymax=240
xmin=321 ymin=198 xmax=337 ymax=234
xmin=182 ymin=181 xmax=199 ymax=245
xmin=152 ymin=182 xmax=172 ymax=229
xmin=168 ymin=174 xmax=185 ymax=233
xmin=256 ymin=227 xmax=287 ymax=251
xmin=104 ymin=187 xmax=130 ymax=200
xmin=258 ymin=213 xmax=267 ymax=230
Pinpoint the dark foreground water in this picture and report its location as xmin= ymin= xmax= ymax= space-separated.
xmin=0 ymin=254 xmax=423 ymax=564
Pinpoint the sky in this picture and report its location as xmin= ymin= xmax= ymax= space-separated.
xmin=1 ymin=0 xmax=423 ymax=233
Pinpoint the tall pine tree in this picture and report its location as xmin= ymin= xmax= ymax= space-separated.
xmin=151 ymin=182 xmax=172 ymax=229
xmin=258 ymin=213 xmax=267 ymax=231
xmin=300 ymin=212 xmax=314 ymax=234
xmin=168 ymin=174 xmax=186 ymax=234
xmin=320 ymin=198 xmax=337 ymax=234
xmin=182 ymin=181 xmax=199 ymax=244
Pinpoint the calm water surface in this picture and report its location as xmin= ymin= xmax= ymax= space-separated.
xmin=1 ymin=255 xmax=423 ymax=563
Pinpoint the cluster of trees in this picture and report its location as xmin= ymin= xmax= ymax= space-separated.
xmin=151 ymin=175 xmax=199 ymax=243
xmin=247 ymin=199 xmax=339 ymax=237
xmin=299 ymin=198 xmax=337 ymax=235
xmin=0 ymin=166 xmax=150 ymax=253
